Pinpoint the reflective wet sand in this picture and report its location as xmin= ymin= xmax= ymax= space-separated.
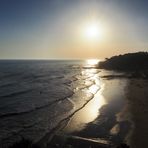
xmin=63 ymin=81 xmax=106 ymax=133
xmin=62 ymin=67 xmax=129 ymax=146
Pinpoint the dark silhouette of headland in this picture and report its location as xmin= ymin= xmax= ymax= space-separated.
xmin=98 ymin=52 xmax=148 ymax=71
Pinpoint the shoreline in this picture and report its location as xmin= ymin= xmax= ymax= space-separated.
xmin=37 ymin=92 xmax=96 ymax=147
xmin=6 ymin=70 xmax=146 ymax=148
xmin=47 ymin=76 xmax=130 ymax=148
xmin=37 ymin=70 xmax=101 ymax=147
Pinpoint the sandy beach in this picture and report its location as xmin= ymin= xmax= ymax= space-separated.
xmin=49 ymin=73 xmax=148 ymax=148
xmin=125 ymin=79 xmax=148 ymax=148
xmin=47 ymin=72 xmax=131 ymax=148
xmin=1 ymin=59 xmax=148 ymax=148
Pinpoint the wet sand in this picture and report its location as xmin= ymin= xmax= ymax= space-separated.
xmin=63 ymin=78 xmax=129 ymax=138
xmin=126 ymin=79 xmax=148 ymax=148
xmin=45 ymin=72 xmax=148 ymax=148
xmin=50 ymin=76 xmax=131 ymax=148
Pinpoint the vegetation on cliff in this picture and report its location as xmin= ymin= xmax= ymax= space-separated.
xmin=98 ymin=52 xmax=148 ymax=71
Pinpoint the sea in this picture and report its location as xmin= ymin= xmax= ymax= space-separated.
xmin=0 ymin=60 xmax=129 ymax=147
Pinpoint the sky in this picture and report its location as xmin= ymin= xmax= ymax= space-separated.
xmin=0 ymin=0 xmax=148 ymax=59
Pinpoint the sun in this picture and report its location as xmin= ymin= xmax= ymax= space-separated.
xmin=83 ymin=22 xmax=104 ymax=40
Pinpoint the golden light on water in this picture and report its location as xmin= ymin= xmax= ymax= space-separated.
xmin=64 ymin=66 xmax=106 ymax=133
xmin=86 ymin=59 xmax=100 ymax=66
xmin=89 ymin=85 xmax=99 ymax=94
xmin=76 ymin=92 xmax=106 ymax=124
xmin=64 ymin=83 xmax=106 ymax=133
xmin=87 ymin=93 xmax=106 ymax=121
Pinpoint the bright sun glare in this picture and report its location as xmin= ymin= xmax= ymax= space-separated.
xmin=84 ymin=22 xmax=103 ymax=40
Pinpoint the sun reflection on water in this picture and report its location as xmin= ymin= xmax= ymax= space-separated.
xmin=86 ymin=59 xmax=100 ymax=66
xmin=89 ymin=85 xmax=99 ymax=94
xmin=64 ymin=61 xmax=106 ymax=133
xmin=64 ymin=84 xmax=106 ymax=133
xmin=88 ymin=91 xmax=106 ymax=121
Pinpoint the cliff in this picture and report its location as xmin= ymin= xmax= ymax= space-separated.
xmin=98 ymin=52 xmax=148 ymax=71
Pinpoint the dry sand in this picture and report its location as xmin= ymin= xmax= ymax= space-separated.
xmin=126 ymin=79 xmax=148 ymax=148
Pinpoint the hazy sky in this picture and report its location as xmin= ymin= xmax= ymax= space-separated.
xmin=0 ymin=0 xmax=148 ymax=59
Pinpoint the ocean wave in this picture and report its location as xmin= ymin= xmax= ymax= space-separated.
xmin=0 ymin=60 xmax=101 ymax=146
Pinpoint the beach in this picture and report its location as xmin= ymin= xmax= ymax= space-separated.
xmin=0 ymin=60 xmax=148 ymax=148
xmin=0 ymin=0 xmax=148 ymax=146
xmin=125 ymin=79 xmax=148 ymax=148
xmin=48 ymin=71 xmax=148 ymax=148
xmin=47 ymin=70 xmax=131 ymax=148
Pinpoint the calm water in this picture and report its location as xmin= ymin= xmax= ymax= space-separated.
xmin=0 ymin=60 xmax=128 ymax=147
